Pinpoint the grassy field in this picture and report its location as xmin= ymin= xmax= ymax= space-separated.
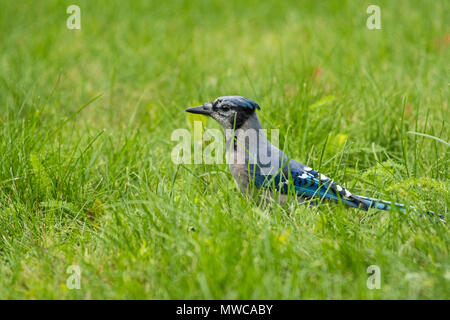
xmin=0 ymin=0 xmax=448 ymax=299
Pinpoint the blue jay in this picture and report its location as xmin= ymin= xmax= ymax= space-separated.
xmin=186 ymin=96 xmax=443 ymax=220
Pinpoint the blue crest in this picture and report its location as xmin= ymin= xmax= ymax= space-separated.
xmin=215 ymin=96 xmax=261 ymax=110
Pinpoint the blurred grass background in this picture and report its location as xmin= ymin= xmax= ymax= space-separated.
xmin=0 ymin=0 xmax=448 ymax=299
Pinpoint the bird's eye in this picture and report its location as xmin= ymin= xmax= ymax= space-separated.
xmin=222 ymin=106 xmax=230 ymax=112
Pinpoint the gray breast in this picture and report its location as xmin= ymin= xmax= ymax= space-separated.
xmin=229 ymin=163 xmax=250 ymax=195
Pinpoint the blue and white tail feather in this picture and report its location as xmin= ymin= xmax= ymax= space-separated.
xmin=350 ymin=195 xmax=445 ymax=222
xmin=252 ymin=161 xmax=445 ymax=222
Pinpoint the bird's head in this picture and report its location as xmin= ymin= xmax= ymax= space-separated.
xmin=185 ymin=96 xmax=261 ymax=130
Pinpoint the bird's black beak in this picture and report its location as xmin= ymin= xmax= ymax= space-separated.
xmin=185 ymin=105 xmax=212 ymax=116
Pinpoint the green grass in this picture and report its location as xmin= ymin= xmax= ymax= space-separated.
xmin=0 ymin=0 xmax=449 ymax=299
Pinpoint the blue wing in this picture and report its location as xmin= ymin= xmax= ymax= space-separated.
xmin=248 ymin=159 xmax=444 ymax=221
xmin=250 ymin=159 xmax=393 ymax=210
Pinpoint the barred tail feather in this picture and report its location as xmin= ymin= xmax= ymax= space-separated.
xmin=350 ymin=194 xmax=445 ymax=222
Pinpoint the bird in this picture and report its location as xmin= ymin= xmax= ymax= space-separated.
xmin=185 ymin=96 xmax=443 ymax=221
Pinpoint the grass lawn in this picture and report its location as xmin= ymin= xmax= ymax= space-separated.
xmin=0 ymin=0 xmax=448 ymax=299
